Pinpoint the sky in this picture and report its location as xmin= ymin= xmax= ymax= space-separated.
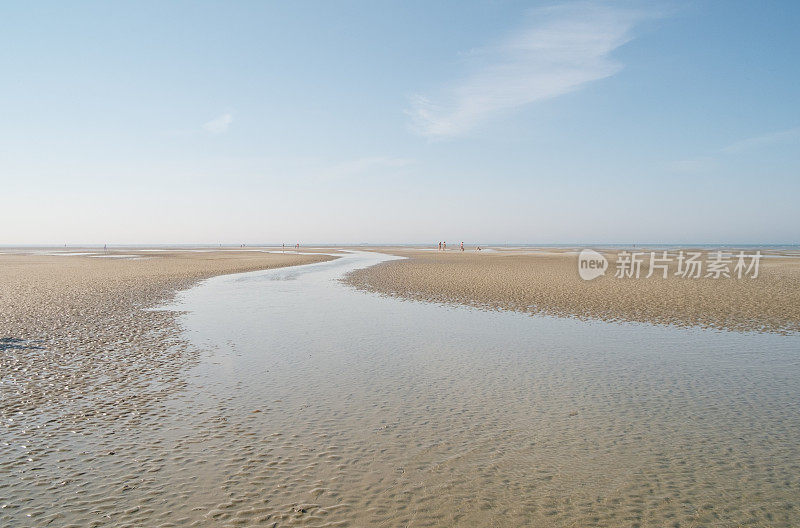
xmin=1 ymin=0 xmax=799 ymax=245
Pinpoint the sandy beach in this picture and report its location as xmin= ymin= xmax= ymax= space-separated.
xmin=345 ymin=248 xmax=800 ymax=334
xmin=2 ymin=248 xmax=800 ymax=527
xmin=1 ymin=248 xmax=335 ymax=419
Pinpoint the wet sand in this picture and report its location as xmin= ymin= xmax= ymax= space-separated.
xmin=1 ymin=247 xmax=335 ymax=414
xmin=162 ymin=253 xmax=800 ymax=528
xmin=0 ymin=248 xmax=336 ymax=522
xmin=0 ymin=248 xmax=330 ymax=525
xmin=345 ymin=248 xmax=800 ymax=334
xmin=3 ymin=248 xmax=800 ymax=527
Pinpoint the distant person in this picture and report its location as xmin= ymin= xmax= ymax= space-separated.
xmin=282 ymin=243 xmax=285 ymax=253
xmin=104 ymin=243 xmax=107 ymax=253
xmin=443 ymin=241 xmax=446 ymax=251
xmin=438 ymin=241 xmax=442 ymax=251
xmin=460 ymin=241 xmax=464 ymax=251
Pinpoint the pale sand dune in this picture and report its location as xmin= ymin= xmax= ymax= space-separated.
xmin=345 ymin=248 xmax=800 ymax=334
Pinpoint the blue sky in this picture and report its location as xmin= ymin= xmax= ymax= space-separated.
xmin=2 ymin=1 xmax=798 ymax=245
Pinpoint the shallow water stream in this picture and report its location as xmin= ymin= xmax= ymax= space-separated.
xmin=3 ymin=251 xmax=799 ymax=526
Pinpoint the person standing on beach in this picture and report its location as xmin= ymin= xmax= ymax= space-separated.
xmin=438 ymin=241 xmax=442 ymax=251
xmin=460 ymin=241 xmax=464 ymax=251
xmin=443 ymin=241 xmax=446 ymax=251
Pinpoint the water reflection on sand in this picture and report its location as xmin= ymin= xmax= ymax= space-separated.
xmin=162 ymin=251 xmax=800 ymax=526
xmin=3 ymin=251 xmax=798 ymax=527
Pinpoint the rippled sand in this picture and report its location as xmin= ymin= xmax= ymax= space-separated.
xmin=0 ymin=248 xmax=335 ymax=526
xmin=345 ymin=248 xmax=800 ymax=334
xmin=2 ymin=249 xmax=799 ymax=527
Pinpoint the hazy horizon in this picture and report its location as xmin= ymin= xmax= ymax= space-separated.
xmin=3 ymin=1 xmax=799 ymax=245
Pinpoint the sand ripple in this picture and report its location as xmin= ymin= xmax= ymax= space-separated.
xmin=344 ymin=249 xmax=800 ymax=334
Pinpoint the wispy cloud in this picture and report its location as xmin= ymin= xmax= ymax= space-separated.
xmin=672 ymin=127 xmax=800 ymax=173
xmin=318 ymin=157 xmax=414 ymax=181
xmin=202 ymin=113 xmax=233 ymax=134
xmin=718 ymin=127 xmax=800 ymax=154
xmin=409 ymin=2 xmax=649 ymax=139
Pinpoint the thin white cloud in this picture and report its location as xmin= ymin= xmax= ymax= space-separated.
xmin=672 ymin=126 xmax=800 ymax=173
xmin=719 ymin=127 xmax=800 ymax=154
xmin=202 ymin=113 xmax=233 ymax=134
xmin=409 ymin=2 xmax=649 ymax=139
xmin=319 ymin=157 xmax=414 ymax=181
